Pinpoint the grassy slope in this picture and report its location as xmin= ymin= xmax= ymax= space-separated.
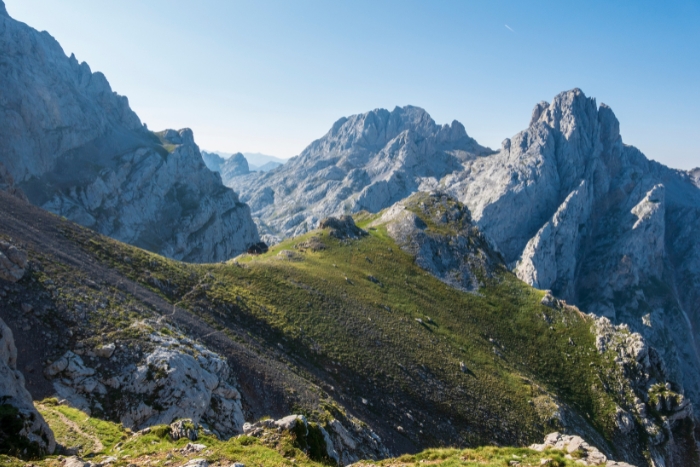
xmin=83 ymin=212 xmax=623 ymax=452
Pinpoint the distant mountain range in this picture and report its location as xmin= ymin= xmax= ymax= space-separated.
xmin=202 ymin=151 xmax=286 ymax=174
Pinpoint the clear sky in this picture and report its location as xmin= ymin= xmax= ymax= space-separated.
xmin=6 ymin=0 xmax=699 ymax=169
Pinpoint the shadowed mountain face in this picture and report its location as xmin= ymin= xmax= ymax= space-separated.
xmin=0 ymin=3 xmax=259 ymax=263
xmin=226 ymin=105 xmax=494 ymax=242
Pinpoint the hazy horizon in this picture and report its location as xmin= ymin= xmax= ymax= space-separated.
xmin=6 ymin=0 xmax=699 ymax=169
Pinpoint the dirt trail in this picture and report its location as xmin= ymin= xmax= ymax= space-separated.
xmin=40 ymin=405 xmax=104 ymax=453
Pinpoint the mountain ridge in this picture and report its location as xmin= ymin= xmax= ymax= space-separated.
xmin=0 ymin=4 xmax=259 ymax=263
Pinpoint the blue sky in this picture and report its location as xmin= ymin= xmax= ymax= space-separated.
xmin=6 ymin=0 xmax=699 ymax=169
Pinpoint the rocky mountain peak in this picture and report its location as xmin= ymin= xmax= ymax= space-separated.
xmin=227 ymin=105 xmax=491 ymax=241
xmin=0 ymin=1 xmax=7 ymax=17
xmin=221 ymin=152 xmax=250 ymax=178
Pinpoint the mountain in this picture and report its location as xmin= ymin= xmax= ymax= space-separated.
xmin=226 ymin=105 xmax=493 ymax=241
xmin=201 ymin=151 xmax=226 ymax=172
xmin=202 ymin=151 xmax=285 ymax=177
xmin=255 ymin=160 xmax=284 ymax=172
xmin=220 ymin=153 xmax=251 ymax=179
xmin=1 ymin=188 xmax=688 ymax=465
xmin=0 ymin=2 xmax=259 ymax=263
xmin=228 ymin=90 xmax=700 ymax=437
xmin=243 ymin=152 xmax=287 ymax=168
xmin=442 ymin=90 xmax=700 ymax=428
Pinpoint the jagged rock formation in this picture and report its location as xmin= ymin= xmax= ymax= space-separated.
xmin=227 ymin=105 xmax=493 ymax=241
xmin=0 ymin=317 xmax=55 ymax=456
xmin=0 ymin=3 xmax=258 ymax=262
xmin=243 ymin=414 xmax=391 ymax=466
xmin=220 ymin=153 xmax=250 ymax=179
xmin=372 ymin=192 xmax=501 ymax=292
xmin=43 ymin=321 xmax=245 ymax=439
xmin=443 ymin=89 xmax=700 ymax=434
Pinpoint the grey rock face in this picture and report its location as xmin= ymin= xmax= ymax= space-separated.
xmin=0 ymin=317 xmax=56 ymax=455
xmin=0 ymin=7 xmax=258 ymax=262
xmin=227 ymin=105 xmax=493 ymax=242
xmin=530 ymin=432 xmax=633 ymax=466
xmin=372 ymin=192 xmax=501 ymax=292
xmin=44 ymin=322 xmax=245 ymax=439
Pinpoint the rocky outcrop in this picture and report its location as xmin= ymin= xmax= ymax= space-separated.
xmin=44 ymin=322 xmax=245 ymax=439
xmin=591 ymin=316 xmax=697 ymax=466
xmin=0 ymin=241 xmax=27 ymax=283
xmin=220 ymin=153 xmax=250 ymax=179
xmin=530 ymin=432 xmax=634 ymax=466
xmin=243 ymin=413 xmax=390 ymax=466
xmin=0 ymin=6 xmax=259 ymax=262
xmin=0 ymin=317 xmax=55 ymax=456
xmin=372 ymin=192 xmax=501 ymax=292
xmin=319 ymin=216 xmax=367 ymax=240
xmin=228 ymin=105 xmax=493 ymax=241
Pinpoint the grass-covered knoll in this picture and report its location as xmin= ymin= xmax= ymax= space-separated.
xmin=83 ymin=202 xmax=630 ymax=453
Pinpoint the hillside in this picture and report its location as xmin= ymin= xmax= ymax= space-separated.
xmin=0 ymin=190 xmax=694 ymax=466
xmin=224 ymin=89 xmax=700 ymax=446
xmin=0 ymin=2 xmax=259 ymax=262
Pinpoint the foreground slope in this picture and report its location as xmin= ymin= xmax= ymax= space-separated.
xmin=0 ymin=190 xmax=695 ymax=466
xmin=0 ymin=2 xmax=258 ymax=262
xmin=2 ymin=402 xmax=623 ymax=467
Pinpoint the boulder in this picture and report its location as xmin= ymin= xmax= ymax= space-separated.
xmin=0 ymin=241 xmax=28 ymax=283
xmin=319 ymin=216 xmax=367 ymax=240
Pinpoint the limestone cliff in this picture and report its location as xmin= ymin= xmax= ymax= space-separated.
xmin=0 ymin=3 xmax=258 ymax=262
